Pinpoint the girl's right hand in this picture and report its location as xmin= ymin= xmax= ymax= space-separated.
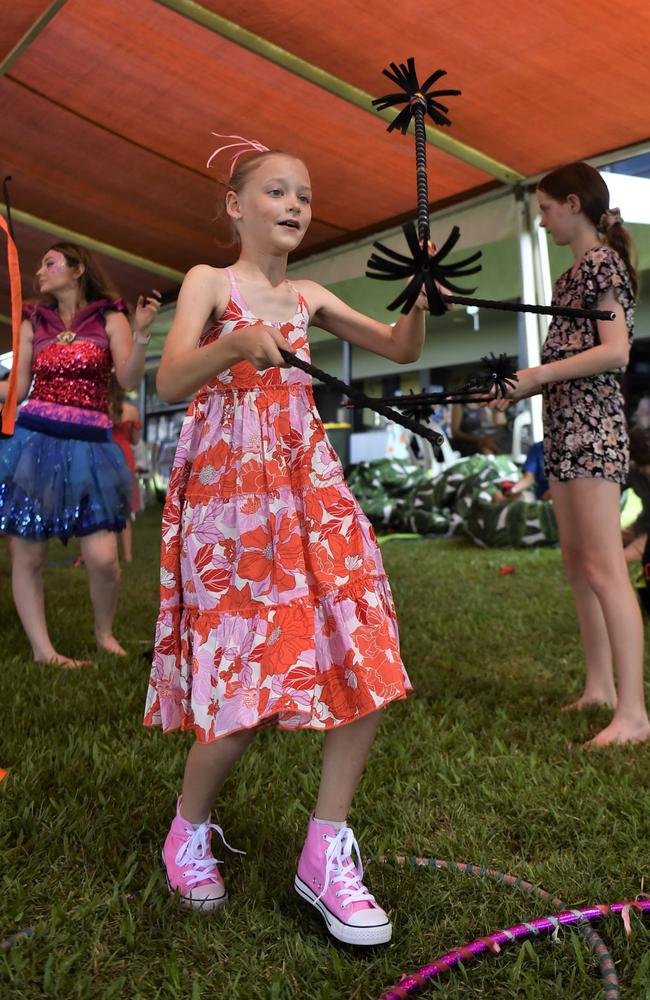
xmin=231 ymin=324 xmax=294 ymax=370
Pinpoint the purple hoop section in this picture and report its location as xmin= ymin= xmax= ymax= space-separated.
xmin=380 ymin=900 xmax=650 ymax=999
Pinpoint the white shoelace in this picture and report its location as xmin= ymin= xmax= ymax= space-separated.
xmin=175 ymin=821 xmax=245 ymax=887
xmin=317 ymin=826 xmax=377 ymax=909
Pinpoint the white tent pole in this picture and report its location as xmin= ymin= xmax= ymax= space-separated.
xmin=342 ymin=340 xmax=352 ymax=386
xmin=515 ymin=186 xmax=544 ymax=441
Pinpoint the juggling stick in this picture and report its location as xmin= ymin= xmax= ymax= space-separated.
xmin=373 ymin=353 xmax=518 ymax=423
xmin=281 ymin=348 xmax=519 ymax=430
xmin=280 ymin=350 xmax=520 ymax=439
xmin=279 ymin=349 xmax=444 ymax=445
xmin=367 ymin=60 xmax=614 ymax=324
xmin=443 ymin=293 xmax=616 ymax=322
xmin=368 ymin=61 xmax=481 ymax=314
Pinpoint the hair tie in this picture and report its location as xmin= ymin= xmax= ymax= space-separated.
xmin=598 ymin=207 xmax=623 ymax=232
xmin=206 ymin=132 xmax=270 ymax=177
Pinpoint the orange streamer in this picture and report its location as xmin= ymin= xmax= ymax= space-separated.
xmin=0 ymin=212 xmax=22 ymax=436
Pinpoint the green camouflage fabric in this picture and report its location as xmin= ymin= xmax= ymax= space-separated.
xmin=430 ymin=454 xmax=516 ymax=508
xmin=465 ymin=495 xmax=558 ymax=548
xmin=346 ymin=459 xmax=430 ymax=532
xmin=347 ymin=455 xmax=558 ymax=547
xmin=447 ymin=456 xmax=519 ymax=534
xmin=403 ymin=481 xmax=450 ymax=536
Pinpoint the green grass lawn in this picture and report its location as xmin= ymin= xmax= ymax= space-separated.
xmin=1 ymin=509 xmax=649 ymax=999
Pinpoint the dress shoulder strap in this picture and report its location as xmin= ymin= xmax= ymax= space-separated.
xmin=225 ymin=267 xmax=248 ymax=311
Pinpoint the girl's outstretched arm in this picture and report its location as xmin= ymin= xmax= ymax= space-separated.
xmin=297 ymin=280 xmax=427 ymax=364
xmin=507 ymin=288 xmax=629 ymax=400
xmin=157 ymin=266 xmax=292 ymax=403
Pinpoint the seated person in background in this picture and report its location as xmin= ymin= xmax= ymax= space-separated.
xmin=623 ymin=427 xmax=650 ymax=563
xmin=451 ymin=402 xmax=508 ymax=456
xmin=492 ymin=441 xmax=550 ymax=503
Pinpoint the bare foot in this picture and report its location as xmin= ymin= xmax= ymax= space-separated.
xmin=96 ymin=634 xmax=127 ymax=656
xmin=36 ymin=653 xmax=92 ymax=669
xmin=561 ymin=693 xmax=617 ymax=712
xmin=585 ymin=717 xmax=650 ymax=747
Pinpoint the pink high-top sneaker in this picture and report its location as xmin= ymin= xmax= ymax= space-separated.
xmin=294 ymin=815 xmax=392 ymax=945
xmin=162 ymin=797 xmax=244 ymax=912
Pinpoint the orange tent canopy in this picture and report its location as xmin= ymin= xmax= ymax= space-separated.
xmin=1 ymin=0 xmax=649 ymax=345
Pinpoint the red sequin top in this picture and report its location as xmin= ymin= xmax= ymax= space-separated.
xmin=22 ymin=299 xmax=128 ymax=424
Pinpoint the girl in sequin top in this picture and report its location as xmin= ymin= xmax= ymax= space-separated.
xmin=0 ymin=243 xmax=160 ymax=667
xmin=144 ymin=149 xmax=430 ymax=944
xmin=499 ymin=162 xmax=650 ymax=747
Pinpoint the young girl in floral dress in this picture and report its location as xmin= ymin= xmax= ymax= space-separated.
xmin=144 ymin=145 xmax=428 ymax=944
xmin=501 ymin=161 xmax=650 ymax=747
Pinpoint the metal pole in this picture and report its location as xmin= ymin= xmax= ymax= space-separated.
xmin=514 ymin=186 xmax=544 ymax=441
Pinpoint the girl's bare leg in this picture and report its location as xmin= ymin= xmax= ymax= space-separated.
xmin=315 ymin=710 xmax=383 ymax=821
xmin=554 ymin=479 xmax=650 ymax=745
xmin=180 ymin=728 xmax=258 ymax=824
xmin=11 ymin=537 xmax=89 ymax=667
xmin=80 ymin=530 xmax=125 ymax=655
xmin=120 ymin=519 xmax=133 ymax=563
xmin=552 ymin=483 xmax=617 ymax=709
xmin=180 ymin=710 xmax=382 ymax=826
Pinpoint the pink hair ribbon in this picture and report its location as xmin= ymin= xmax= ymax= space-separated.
xmin=206 ymin=132 xmax=270 ymax=176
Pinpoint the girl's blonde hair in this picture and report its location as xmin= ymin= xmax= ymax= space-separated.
xmin=218 ymin=150 xmax=304 ymax=246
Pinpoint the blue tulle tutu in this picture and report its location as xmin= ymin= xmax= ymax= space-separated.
xmin=0 ymin=424 xmax=132 ymax=540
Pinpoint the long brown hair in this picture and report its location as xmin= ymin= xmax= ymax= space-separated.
xmin=35 ymin=242 xmax=121 ymax=304
xmin=107 ymin=372 xmax=126 ymax=424
xmin=537 ymin=162 xmax=638 ymax=296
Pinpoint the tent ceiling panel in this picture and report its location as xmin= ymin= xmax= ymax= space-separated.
xmin=196 ymin=0 xmax=650 ymax=175
xmin=6 ymin=0 xmax=490 ymax=230
xmin=1 ymin=0 xmax=649 ymax=356
xmin=0 ymin=1 xmax=62 ymax=64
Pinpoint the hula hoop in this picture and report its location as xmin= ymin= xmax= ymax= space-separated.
xmin=375 ymin=855 xmax=648 ymax=999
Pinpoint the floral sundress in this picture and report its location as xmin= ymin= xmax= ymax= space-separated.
xmin=144 ymin=270 xmax=411 ymax=743
xmin=541 ymin=245 xmax=633 ymax=484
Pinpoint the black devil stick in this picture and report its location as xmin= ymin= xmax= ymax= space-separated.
xmin=372 ymin=58 xmax=460 ymax=249
xmin=439 ymin=294 xmax=615 ymax=322
xmin=374 ymin=353 xmax=519 ymax=422
xmin=279 ymin=349 xmax=444 ymax=445
xmin=368 ymin=58 xmax=613 ymax=323
xmin=279 ymin=351 xmax=520 ymax=441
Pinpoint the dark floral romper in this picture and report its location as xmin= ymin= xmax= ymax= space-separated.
xmin=541 ymin=245 xmax=633 ymax=485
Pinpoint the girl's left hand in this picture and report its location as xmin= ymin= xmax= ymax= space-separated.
xmin=135 ymin=290 xmax=162 ymax=332
xmin=505 ymin=366 xmax=544 ymax=401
